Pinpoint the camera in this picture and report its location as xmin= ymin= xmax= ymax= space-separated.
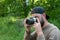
xmin=26 ymin=17 xmax=37 ymax=25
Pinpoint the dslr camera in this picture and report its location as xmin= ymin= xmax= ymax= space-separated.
xmin=26 ymin=17 xmax=37 ymax=25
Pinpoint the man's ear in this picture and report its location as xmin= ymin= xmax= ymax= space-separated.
xmin=42 ymin=13 xmax=46 ymax=18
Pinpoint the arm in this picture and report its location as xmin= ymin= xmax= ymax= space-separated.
xmin=24 ymin=31 xmax=37 ymax=40
xmin=37 ymin=34 xmax=45 ymax=40
xmin=23 ymin=18 xmax=31 ymax=40
xmin=33 ymin=17 xmax=45 ymax=40
xmin=24 ymin=31 xmax=31 ymax=40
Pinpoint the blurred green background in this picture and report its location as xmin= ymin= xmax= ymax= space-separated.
xmin=0 ymin=0 xmax=60 ymax=40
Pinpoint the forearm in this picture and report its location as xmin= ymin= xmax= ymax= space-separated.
xmin=24 ymin=31 xmax=31 ymax=40
xmin=37 ymin=34 xmax=45 ymax=40
xmin=36 ymin=30 xmax=45 ymax=40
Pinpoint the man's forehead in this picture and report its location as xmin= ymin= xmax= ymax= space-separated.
xmin=31 ymin=13 xmax=41 ymax=16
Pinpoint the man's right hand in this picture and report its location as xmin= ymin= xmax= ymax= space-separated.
xmin=24 ymin=18 xmax=31 ymax=32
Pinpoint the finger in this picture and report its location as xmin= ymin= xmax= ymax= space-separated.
xmin=24 ymin=18 xmax=28 ymax=24
xmin=33 ymin=22 xmax=37 ymax=26
xmin=24 ymin=18 xmax=28 ymax=26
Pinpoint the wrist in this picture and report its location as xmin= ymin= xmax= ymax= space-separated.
xmin=26 ymin=30 xmax=31 ymax=34
xmin=37 ymin=31 xmax=43 ymax=36
xmin=26 ymin=28 xmax=31 ymax=32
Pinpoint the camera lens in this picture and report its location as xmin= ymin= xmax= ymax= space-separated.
xmin=26 ymin=17 xmax=37 ymax=25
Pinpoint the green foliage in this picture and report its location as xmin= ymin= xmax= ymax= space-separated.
xmin=0 ymin=16 xmax=25 ymax=40
xmin=0 ymin=0 xmax=30 ymax=18
xmin=0 ymin=0 xmax=60 ymax=18
xmin=34 ymin=0 xmax=60 ymax=11
xmin=47 ymin=7 xmax=60 ymax=29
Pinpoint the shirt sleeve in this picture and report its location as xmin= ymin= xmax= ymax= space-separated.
xmin=47 ymin=29 xmax=60 ymax=40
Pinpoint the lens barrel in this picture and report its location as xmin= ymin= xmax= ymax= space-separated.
xmin=26 ymin=17 xmax=37 ymax=25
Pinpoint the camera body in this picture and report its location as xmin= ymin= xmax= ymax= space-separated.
xmin=26 ymin=17 xmax=37 ymax=25
xmin=26 ymin=17 xmax=44 ymax=26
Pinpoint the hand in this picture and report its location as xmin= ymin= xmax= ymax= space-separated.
xmin=33 ymin=18 xmax=43 ymax=35
xmin=24 ymin=18 xmax=31 ymax=32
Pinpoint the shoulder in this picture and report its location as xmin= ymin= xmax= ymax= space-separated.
xmin=49 ymin=23 xmax=60 ymax=36
xmin=48 ymin=24 xmax=60 ymax=40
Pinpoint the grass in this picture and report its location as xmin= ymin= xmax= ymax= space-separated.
xmin=0 ymin=7 xmax=60 ymax=40
xmin=0 ymin=16 xmax=25 ymax=40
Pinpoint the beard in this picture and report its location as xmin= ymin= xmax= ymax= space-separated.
xmin=40 ymin=17 xmax=44 ymax=27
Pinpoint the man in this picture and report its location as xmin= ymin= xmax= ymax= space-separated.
xmin=23 ymin=7 xmax=60 ymax=40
